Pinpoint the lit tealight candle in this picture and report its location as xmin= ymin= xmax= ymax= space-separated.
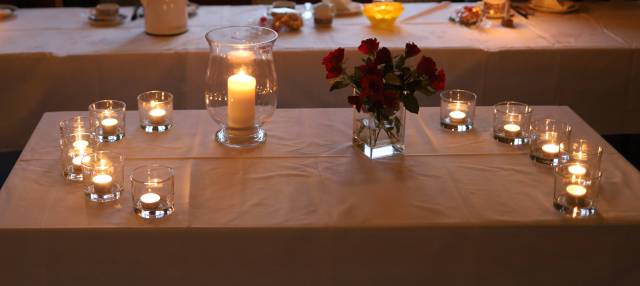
xmin=568 ymin=164 xmax=587 ymax=176
xmin=227 ymin=70 xmax=256 ymax=129
xmin=148 ymin=108 xmax=167 ymax=125
xmin=541 ymin=143 xmax=560 ymax=155
xmin=449 ymin=110 xmax=467 ymax=124
xmin=503 ymin=123 xmax=521 ymax=137
xmin=101 ymin=118 xmax=119 ymax=136
xmin=566 ymin=184 xmax=587 ymax=197
xmin=140 ymin=192 xmax=161 ymax=210
xmin=92 ymin=174 xmax=113 ymax=195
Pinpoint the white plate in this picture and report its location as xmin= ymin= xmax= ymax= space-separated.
xmin=528 ymin=2 xmax=579 ymax=13
xmin=88 ymin=13 xmax=126 ymax=26
xmin=0 ymin=4 xmax=17 ymax=20
xmin=335 ymin=2 xmax=362 ymax=17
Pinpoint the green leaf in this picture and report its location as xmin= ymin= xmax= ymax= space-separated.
xmin=402 ymin=94 xmax=419 ymax=114
xmin=416 ymin=80 xmax=435 ymax=97
xmin=394 ymin=55 xmax=406 ymax=70
xmin=330 ymin=80 xmax=350 ymax=92
xmin=384 ymin=73 xmax=401 ymax=86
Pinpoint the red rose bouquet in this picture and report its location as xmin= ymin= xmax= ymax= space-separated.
xmin=322 ymin=38 xmax=445 ymax=158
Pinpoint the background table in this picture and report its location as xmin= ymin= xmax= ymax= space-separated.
xmin=1 ymin=106 xmax=639 ymax=285
xmin=1 ymin=2 xmax=639 ymax=151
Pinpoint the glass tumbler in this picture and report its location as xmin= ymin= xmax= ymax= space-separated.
xmin=529 ymin=119 xmax=572 ymax=166
xmin=439 ymin=89 xmax=477 ymax=132
xmin=89 ymin=100 xmax=126 ymax=143
xmin=137 ymin=90 xmax=174 ymax=133
xmin=81 ymin=151 xmax=124 ymax=202
xmin=130 ymin=165 xmax=175 ymax=219
xmin=553 ymin=163 xmax=602 ymax=218
xmin=204 ymin=26 xmax=279 ymax=148
xmin=566 ymin=139 xmax=603 ymax=176
xmin=60 ymin=132 xmax=97 ymax=181
xmin=493 ymin=101 xmax=533 ymax=146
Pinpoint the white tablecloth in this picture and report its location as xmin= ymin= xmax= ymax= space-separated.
xmin=0 ymin=2 xmax=639 ymax=152
xmin=1 ymin=107 xmax=639 ymax=285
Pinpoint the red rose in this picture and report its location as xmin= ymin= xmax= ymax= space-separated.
xmin=416 ymin=56 xmax=437 ymax=77
xmin=404 ymin=42 xmax=421 ymax=58
xmin=431 ymin=69 xmax=446 ymax=90
xmin=322 ymin=48 xmax=345 ymax=79
xmin=358 ymin=38 xmax=379 ymax=55
xmin=360 ymin=75 xmax=385 ymax=103
xmin=358 ymin=61 xmax=383 ymax=78
xmin=374 ymin=47 xmax=392 ymax=65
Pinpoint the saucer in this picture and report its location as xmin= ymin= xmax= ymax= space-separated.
xmin=528 ymin=2 xmax=579 ymax=13
xmin=88 ymin=12 xmax=126 ymax=26
xmin=0 ymin=4 xmax=17 ymax=20
xmin=335 ymin=2 xmax=362 ymax=17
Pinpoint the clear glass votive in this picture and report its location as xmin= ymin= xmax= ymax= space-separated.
xmin=59 ymin=116 xmax=94 ymax=138
xmin=553 ymin=163 xmax=602 ymax=218
xmin=130 ymin=165 xmax=175 ymax=219
xmin=493 ymin=101 xmax=533 ymax=146
xmin=439 ymin=89 xmax=477 ymax=133
xmin=81 ymin=151 xmax=124 ymax=202
xmin=60 ymin=132 xmax=97 ymax=181
xmin=529 ymin=119 xmax=572 ymax=166
xmin=89 ymin=100 xmax=126 ymax=143
xmin=566 ymin=139 xmax=603 ymax=176
xmin=137 ymin=91 xmax=174 ymax=133
xmin=483 ymin=0 xmax=506 ymax=19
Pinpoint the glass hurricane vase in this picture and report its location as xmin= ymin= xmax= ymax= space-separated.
xmin=352 ymin=93 xmax=406 ymax=159
xmin=204 ymin=26 xmax=279 ymax=148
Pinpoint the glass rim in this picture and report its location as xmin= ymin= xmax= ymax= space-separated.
xmin=439 ymin=89 xmax=477 ymax=102
xmin=81 ymin=150 xmax=124 ymax=168
xmin=89 ymin=100 xmax=126 ymax=111
xmin=568 ymin=138 xmax=603 ymax=155
xmin=205 ymin=25 xmax=278 ymax=48
xmin=59 ymin=116 xmax=90 ymax=127
xmin=530 ymin=118 xmax=572 ymax=132
xmin=130 ymin=164 xmax=175 ymax=184
xmin=493 ymin=101 xmax=533 ymax=115
xmin=556 ymin=163 xmax=603 ymax=179
xmin=137 ymin=90 xmax=174 ymax=103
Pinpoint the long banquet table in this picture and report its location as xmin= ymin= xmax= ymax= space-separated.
xmin=1 ymin=2 xmax=639 ymax=151
xmin=1 ymin=106 xmax=639 ymax=285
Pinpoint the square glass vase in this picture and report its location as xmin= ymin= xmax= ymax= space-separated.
xmin=352 ymin=104 xmax=406 ymax=159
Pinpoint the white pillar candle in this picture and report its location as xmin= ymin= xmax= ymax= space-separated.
xmin=101 ymin=117 xmax=119 ymax=136
xmin=149 ymin=108 xmax=167 ymax=124
xmin=140 ymin=192 xmax=161 ymax=210
xmin=92 ymin=174 xmax=113 ymax=195
xmin=503 ymin=123 xmax=521 ymax=137
xmin=227 ymin=71 xmax=256 ymax=129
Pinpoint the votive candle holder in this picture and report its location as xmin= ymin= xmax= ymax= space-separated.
xmin=529 ymin=119 xmax=572 ymax=166
xmin=59 ymin=116 xmax=93 ymax=139
xmin=553 ymin=163 xmax=602 ymax=218
xmin=439 ymin=89 xmax=477 ymax=133
xmin=61 ymin=132 xmax=97 ymax=181
xmin=81 ymin=151 xmax=124 ymax=203
xmin=130 ymin=165 xmax=175 ymax=219
xmin=89 ymin=100 xmax=126 ymax=143
xmin=137 ymin=91 xmax=174 ymax=133
xmin=565 ymin=139 xmax=603 ymax=176
xmin=492 ymin=101 xmax=533 ymax=146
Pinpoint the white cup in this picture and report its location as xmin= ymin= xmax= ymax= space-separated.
xmin=141 ymin=0 xmax=188 ymax=36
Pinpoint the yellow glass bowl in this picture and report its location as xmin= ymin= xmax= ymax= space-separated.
xmin=363 ymin=2 xmax=404 ymax=29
